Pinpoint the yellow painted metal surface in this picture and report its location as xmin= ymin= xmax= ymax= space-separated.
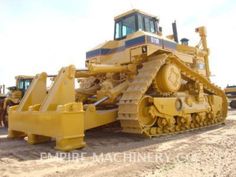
xmin=9 ymin=103 xmax=85 ymax=151
xmin=155 ymin=64 xmax=181 ymax=92
xmin=8 ymin=102 xmax=118 ymax=151
xmin=0 ymin=75 xmax=34 ymax=127
xmin=8 ymin=9 xmax=227 ymax=151
xmin=85 ymin=105 xmax=117 ymax=130
xmin=8 ymin=65 xmax=118 ymax=151
xmin=224 ymin=86 xmax=236 ymax=108
xmin=17 ymin=73 xmax=47 ymax=111
xmin=225 ymin=87 xmax=236 ymax=93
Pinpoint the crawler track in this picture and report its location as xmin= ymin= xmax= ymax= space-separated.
xmin=118 ymin=53 xmax=227 ymax=136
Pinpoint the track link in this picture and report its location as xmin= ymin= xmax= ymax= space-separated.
xmin=118 ymin=53 xmax=227 ymax=135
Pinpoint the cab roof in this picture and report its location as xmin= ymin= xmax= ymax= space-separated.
xmin=15 ymin=75 xmax=34 ymax=80
xmin=114 ymin=9 xmax=158 ymax=21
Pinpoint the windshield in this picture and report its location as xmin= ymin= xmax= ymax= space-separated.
xmin=17 ymin=79 xmax=32 ymax=91
xmin=114 ymin=13 xmax=158 ymax=40
xmin=115 ymin=15 xmax=136 ymax=39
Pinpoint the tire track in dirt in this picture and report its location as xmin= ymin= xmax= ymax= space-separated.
xmin=0 ymin=116 xmax=236 ymax=177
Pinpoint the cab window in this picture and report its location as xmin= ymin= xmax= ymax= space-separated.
xmin=18 ymin=80 xmax=24 ymax=90
xmin=24 ymin=80 xmax=31 ymax=90
xmin=150 ymin=20 xmax=155 ymax=33
xmin=144 ymin=17 xmax=156 ymax=33
xmin=17 ymin=79 xmax=31 ymax=91
xmin=114 ymin=13 xmax=158 ymax=40
xmin=115 ymin=15 xmax=136 ymax=39
xmin=137 ymin=14 xmax=144 ymax=31
xmin=115 ymin=22 xmax=122 ymax=39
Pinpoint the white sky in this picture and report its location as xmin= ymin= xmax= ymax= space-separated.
xmin=0 ymin=0 xmax=236 ymax=88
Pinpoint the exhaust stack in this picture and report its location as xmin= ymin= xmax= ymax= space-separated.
xmin=172 ymin=21 xmax=179 ymax=43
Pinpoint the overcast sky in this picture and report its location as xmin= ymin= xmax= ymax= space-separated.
xmin=0 ymin=0 xmax=236 ymax=88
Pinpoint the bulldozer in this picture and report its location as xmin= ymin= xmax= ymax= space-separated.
xmin=0 ymin=76 xmax=33 ymax=127
xmin=8 ymin=9 xmax=227 ymax=151
xmin=225 ymin=85 xmax=236 ymax=108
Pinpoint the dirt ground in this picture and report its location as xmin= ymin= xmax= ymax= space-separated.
xmin=1 ymin=110 xmax=236 ymax=177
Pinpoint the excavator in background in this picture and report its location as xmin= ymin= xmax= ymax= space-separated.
xmin=0 ymin=76 xmax=33 ymax=127
xmin=8 ymin=9 xmax=227 ymax=151
xmin=225 ymin=85 xmax=236 ymax=109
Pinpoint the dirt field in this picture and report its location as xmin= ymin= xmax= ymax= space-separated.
xmin=1 ymin=111 xmax=236 ymax=177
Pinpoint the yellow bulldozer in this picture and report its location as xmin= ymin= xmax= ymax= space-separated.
xmin=0 ymin=76 xmax=33 ymax=127
xmin=8 ymin=9 xmax=227 ymax=151
xmin=224 ymin=85 xmax=236 ymax=108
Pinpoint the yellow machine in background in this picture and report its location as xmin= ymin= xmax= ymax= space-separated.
xmin=225 ymin=85 xmax=236 ymax=108
xmin=8 ymin=9 xmax=227 ymax=151
xmin=0 ymin=76 xmax=33 ymax=127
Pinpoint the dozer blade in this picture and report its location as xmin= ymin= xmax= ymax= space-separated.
xmin=8 ymin=65 xmax=117 ymax=151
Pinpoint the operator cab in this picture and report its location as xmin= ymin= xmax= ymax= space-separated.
xmin=17 ymin=78 xmax=33 ymax=95
xmin=114 ymin=9 xmax=160 ymax=40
